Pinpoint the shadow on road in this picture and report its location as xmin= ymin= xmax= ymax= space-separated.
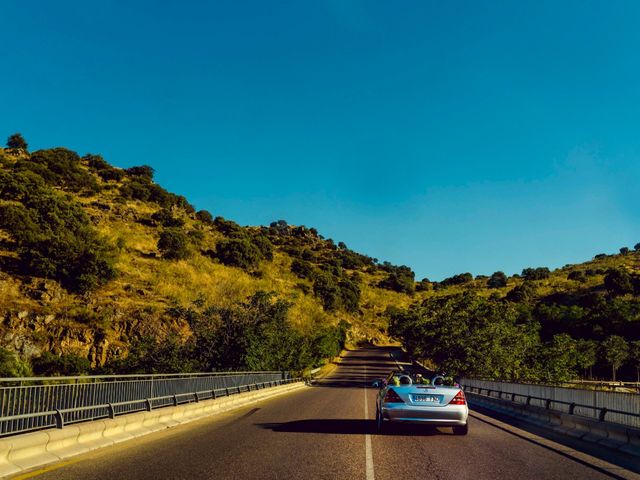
xmin=257 ymin=419 xmax=451 ymax=436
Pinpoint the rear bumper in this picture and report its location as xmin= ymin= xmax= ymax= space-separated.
xmin=381 ymin=403 xmax=468 ymax=426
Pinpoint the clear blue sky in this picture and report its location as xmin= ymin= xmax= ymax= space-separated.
xmin=1 ymin=1 xmax=639 ymax=280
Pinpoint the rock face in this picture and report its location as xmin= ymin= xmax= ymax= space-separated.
xmin=0 ymin=305 xmax=192 ymax=369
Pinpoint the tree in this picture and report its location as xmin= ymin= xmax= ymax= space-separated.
xmin=601 ymin=335 xmax=629 ymax=381
xmin=634 ymin=242 xmax=640 ymax=252
xmin=126 ymin=165 xmax=155 ymax=181
xmin=158 ymin=228 xmax=190 ymax=260
xmin=575 ymin=339 xmax=597 ymax=379
xmin=521 ymin=267 xmax=551 ymax=281
xmin=487 ymin=271 xmax=508 ymax=289
xmin=196 ymin=209 xmax=214 ymax=224
xmin=0 ymin=348 xmax=32 ymax=377
xmin=215 ymin=238 xmax=263 ymax=269
xmin=6 ymin=133 xmax=27 ymax=150
xmin=620 ymin=247 xmax=630 ymax=255
xmin=567 ymin=271 xmax=586 ymax=283
xmin=604 ymin=268 xmax=633 ymax=295
xmin=631 ymin=340 xmax=640 ymax=384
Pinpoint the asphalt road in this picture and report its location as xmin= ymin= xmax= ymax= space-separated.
xmin=14 ymin=347 xmax=640 ymax=480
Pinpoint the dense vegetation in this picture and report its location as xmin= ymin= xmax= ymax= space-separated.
xmin=0 ymin=133 xmax=638 ymax=383
xmin=0 ymin=134 xmax=409 ymax=376
xmin=390 ymin=262 xmax=640 ymax=382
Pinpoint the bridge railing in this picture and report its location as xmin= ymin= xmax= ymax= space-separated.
xmin=0 ymin=371 xmax=293 ymax=437
xmin=461 ymin=378 xmax=640 ymax=428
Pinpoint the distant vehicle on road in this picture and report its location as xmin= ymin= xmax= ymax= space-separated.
xmin=373 ymin=371 xmax=469 ymax=435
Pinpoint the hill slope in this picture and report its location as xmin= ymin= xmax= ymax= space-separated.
xmin=0 ymin=140 xmax=638 ymax=380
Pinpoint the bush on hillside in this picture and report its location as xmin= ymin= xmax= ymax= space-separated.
xmin=7 ymin=133 xmax=28 ymax=150
xmin=604 ymin=269 xmax=634 ymax=296
xmin=15 ymin=148 xmax=99 ymax=194
xmin=0 ymin=176 xmax=117 ymax=292
xmin=152 ymin=208 xmax=185 ymax=227
xmin=158 ymin=228 xmax=190 ymax=260
xmin=84 ymin=154 xmax=125 ymax=182
xmin=620 ymin=247 xmax=630 ymax=255
xmin=440 ymin=272 xmax=473 ymax=287
xmin=634 ymin=243 xmax=640 ymax=251
xmin=196 ymin=209 xmax=214 ymax=224
xmin=521 ymin=267 xmax=551 ymax=281
xmin=0 ymin=348 xmax=32 ymax=377
xmin=487 ymin=271 xmax=508 ymax=288
xmin=313 ymin=272 xmax=341 ymax=311
xmin=32 ymin=352 xmax=91 ymax=376
xmin=567 ymin=271 xmax=587 ymax=282
xmin=505 ymin=281 xmax=537 ymax=303
xmin=251 ymin=235 xmax=274 ymax=261
xmin=215 ymin=238 xmax=262 ymax=269
xmin=126 ymin=165 xmax=154 ymax=181
xmin=291 ymin=258 xmax=313 ymax=279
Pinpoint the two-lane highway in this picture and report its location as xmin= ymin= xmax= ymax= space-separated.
xmin=15 ymin=348 xmax=640 ymax=480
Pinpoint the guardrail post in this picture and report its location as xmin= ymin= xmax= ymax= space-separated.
xmin=145 ymin=399 xmax=152 ymax=412
xmin=226 ymin=387 xmax=230 ymax=396
xmin=107 ymin=403 xmax=115 ymax=419
xmin=526 ymin=396 xmax=531 ymax=406
xmin=569 ymin=403 xmax=576 ymax=415
xmin=237 ymin=386 xmax=241 ymax=394
xmin=173 ymin=395 xmax=178 ymax=407
xmin=511 ymin=393 xmax=516 ymax=402
xmin=545 ymin=399 xmax=552 ymax=410
xmin=55 ymin=409 xmax=64 ymax=429
xmin=212 ymin=389 xmax=217 ymax=399
xmin=599 ymin=408 xmax=608 ymax=422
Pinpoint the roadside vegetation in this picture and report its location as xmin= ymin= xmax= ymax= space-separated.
xmin=0 ymin=133 xmax=638 ymax=382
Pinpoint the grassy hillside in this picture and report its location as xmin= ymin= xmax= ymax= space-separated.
xmin=0 ymin=142 xmax=414 ymax=375
xmin=0 ymin=138 xmax=638 ymax=380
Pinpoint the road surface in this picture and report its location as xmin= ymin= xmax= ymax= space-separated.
xmin=13 ymin=347 xmax=640 ymax=480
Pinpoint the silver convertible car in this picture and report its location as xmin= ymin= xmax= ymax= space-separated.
xmin=373 ymin=371 xmax=469 ymax=435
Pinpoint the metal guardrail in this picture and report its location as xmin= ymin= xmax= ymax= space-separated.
xmin=463 ymin=385 xmax=640 ymax=426
xmin=0 ymin=372 xmax=293 ymax=437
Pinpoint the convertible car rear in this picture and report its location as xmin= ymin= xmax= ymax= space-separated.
xmin=374 ymin=371 xmax=469 ymax=435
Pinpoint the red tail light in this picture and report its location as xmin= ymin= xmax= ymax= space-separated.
xmin=448 ymin=390 xmax=466 ymax=405
xmin=383 ymin=388 xmax=404 ymax=404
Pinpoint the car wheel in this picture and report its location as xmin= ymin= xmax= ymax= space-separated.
xmin=376 ymin=407 xmax=384 ymax=433
xmin=452 ymin=424 xmax=468 ymax=435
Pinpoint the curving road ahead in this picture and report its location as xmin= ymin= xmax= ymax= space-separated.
xmin=13 ymin=348 xmax=640 ymax=480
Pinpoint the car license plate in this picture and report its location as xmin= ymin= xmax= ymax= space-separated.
xmin=413 ymin=394 xmax=440 ymax=403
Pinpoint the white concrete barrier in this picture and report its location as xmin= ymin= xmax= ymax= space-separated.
xmin=467 ymin=392 xmax=640 ymax=458
xmin=0 ymin=381 xmax=308 ymax=478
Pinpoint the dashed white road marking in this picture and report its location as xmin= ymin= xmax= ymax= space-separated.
xmin=364 ymin=362 xmax=375 ymax=480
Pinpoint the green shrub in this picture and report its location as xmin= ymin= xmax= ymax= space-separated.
xmin=291 ymin=258 xmax=313 ymax=279
xmin=567 ymin=271 xmax=587 ymax=282
xmin=0 ymin=179 xmax=117 ymax=292
xmin=313 ymin=272 xmax=341 ymax=311
xmin=0 ymin=348 xmax=32 ymax=377
xmin=487 ymin=271 xmax=508 ymax=288
xmin=215 ymin=238 xmax=262 ymax=269
xmin=158 ymin=228 xmax=190 ymax=260
xmin=125 ymin=165 xmax=154 ymax=181
xmin=6 ymin=133 xmax=28 ymax=150
xmin=15 ymin=148 xmax=99 ymax=194
xmin=32 ymin=352 xmax=91 ymax=376
xmin=604 ymin=268 xmax=633 ymax=295
xmin=196 ymin=209 xmax=214 ymax=224
xmin=521 ymin=267 xmax=551 ymax=281
xmin=152 ymin=208 xmax=185 ymax=227
xmin=251 ymin=235 xmax=273 ymax=261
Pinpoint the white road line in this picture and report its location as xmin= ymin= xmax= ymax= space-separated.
xmin=364 ymin=363 xmax=375 ymax=480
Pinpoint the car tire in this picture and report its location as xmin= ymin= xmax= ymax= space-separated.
xmin=376 ymin=407 xmax=384 ymax=434
xmin=453 ymin=424 xmax=468 ymax=435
